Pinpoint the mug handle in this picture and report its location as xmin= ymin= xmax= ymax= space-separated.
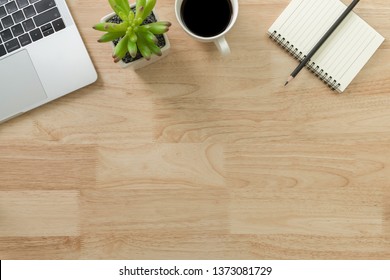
xmin=214 ymin=36 xmax=231 ymax=56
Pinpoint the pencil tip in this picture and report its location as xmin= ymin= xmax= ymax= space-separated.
xmin=285 ymin=76 xmax=293 ymax=86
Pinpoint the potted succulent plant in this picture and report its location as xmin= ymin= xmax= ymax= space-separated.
xmin=93 ymin=0 xmax=171 ymax=69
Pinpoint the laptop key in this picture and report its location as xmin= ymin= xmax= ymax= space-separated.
xmin=34 ymin=0 xmax=56 ymax=13
xmin=5 ymin=38 xmax=20 ymax=52
xmin=41 ymin=22 xmax=53 ymax=36
xmin=5 ymin=1 xmax=18 ymax=14
xmin=16 ymin=0 xmax=29 ymax=9
xmin=2 ymin=15 xmax=14 ymax=29
xmin=12 ymin=10 xmax=25 ymax=23
xmin=22 ymin=18 xmax=35 ymax=31
xmin=0 ymin=0 xmax=8 ymax=6
xmin=33 ymin=7 xmax=60 ymax=27
xmin=11 ymin=23 xmax=23 ymax=36
xmin=0 ymin=28 xmax=12 ymax=42
xmin=29 ymin=27 xmax=42 ymax=41
xmin=0 ymin=44 xmax=6 ymax=57
xmin=23 ymin=5 xmax=36 ymax=18
xmin=18 ymin=33 xmax=31 ymax=46
xmin=0 ymin=7 xmax=6 ymax=19
xmin=52 ymin=18 xmax=65 ymax=31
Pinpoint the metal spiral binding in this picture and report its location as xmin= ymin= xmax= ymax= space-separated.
xmin=269 ymin=30 xmax=341 ymax=91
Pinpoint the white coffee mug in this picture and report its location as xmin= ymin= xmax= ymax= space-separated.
xmin=175 ymin=0 xmax=239 ymax=56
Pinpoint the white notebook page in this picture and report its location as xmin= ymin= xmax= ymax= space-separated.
xmin=268 ymin=0 xmax=384 ymax=92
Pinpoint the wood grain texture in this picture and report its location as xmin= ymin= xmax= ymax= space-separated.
xmin=0 ymin=0 xmax=389 ymax=259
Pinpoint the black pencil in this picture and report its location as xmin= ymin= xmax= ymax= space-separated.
xmin=285 ymin=0 xmax=360 ymax=86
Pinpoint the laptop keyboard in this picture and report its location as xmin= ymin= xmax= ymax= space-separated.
xmin=0 ymin=0 xmax=66 ymax=58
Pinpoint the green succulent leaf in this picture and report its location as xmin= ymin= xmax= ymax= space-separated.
xmin=142 ymin=0 xmax=156 ymax=21
xmin=93 ymin=22 xmax=128 ymax=33
xmin=108 ymin=0 xmax=126 ymax=19
xmin=107 ymin=0 xmax=130 ymax=21
xmin=93 ymin=22 xmax=109 ymax=31
xmin=119 ymin=0 xmax=130 ymax=14
xmin=128 ymin=10 xmax=135 ymax=23
xmin=127 ymin=39 xmax=138 ymax=58
xmin=142 ymin=22 xmax=170 ymax=34
xmin=129 ymin=31 xmax=138 ymax=43
xmin=135 ymin=0 xmax=146 ymax=23
xmin=144 ymin=40 xmax=162 ymax=56
xmin=156 ymin=21 xmax=172 ymax=27
xmin=139 ymin=30 xmax=158 ymax=44
xmin=136 ymin=36 xmax=152 ymax=60
xmin=136 ymin=0 xmax=146 ymax=10
xmin=117 ymin=11 xmax=128 ymax=22
xmin=98 ymin=32 xmax=124 ymax=43
xmin=113 ymin=35 xmax=129 ymax=63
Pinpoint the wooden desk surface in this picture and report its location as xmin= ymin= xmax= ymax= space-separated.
xmin=0 ymin=0 xmax=389 ymax=259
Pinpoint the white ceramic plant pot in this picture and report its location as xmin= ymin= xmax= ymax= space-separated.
xmin=100 ymin=6 xmax=171 ymax=69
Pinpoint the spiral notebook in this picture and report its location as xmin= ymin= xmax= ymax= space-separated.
xmin=268 ymin=0 xmax=384 ymax=92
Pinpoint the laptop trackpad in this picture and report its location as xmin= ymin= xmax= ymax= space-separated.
xmin=0 ymin=50 xmax=47 ymax=120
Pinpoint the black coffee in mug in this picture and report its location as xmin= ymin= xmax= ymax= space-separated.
xmin=181 ymin=0 xmax=233 ymax=38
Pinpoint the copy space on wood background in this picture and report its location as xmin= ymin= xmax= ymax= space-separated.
xmin=0 ymin=0 xmax=389 ymax=259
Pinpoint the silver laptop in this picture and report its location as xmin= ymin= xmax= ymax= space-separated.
xmin=0 ymin=0 xmax=97 ymax=123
